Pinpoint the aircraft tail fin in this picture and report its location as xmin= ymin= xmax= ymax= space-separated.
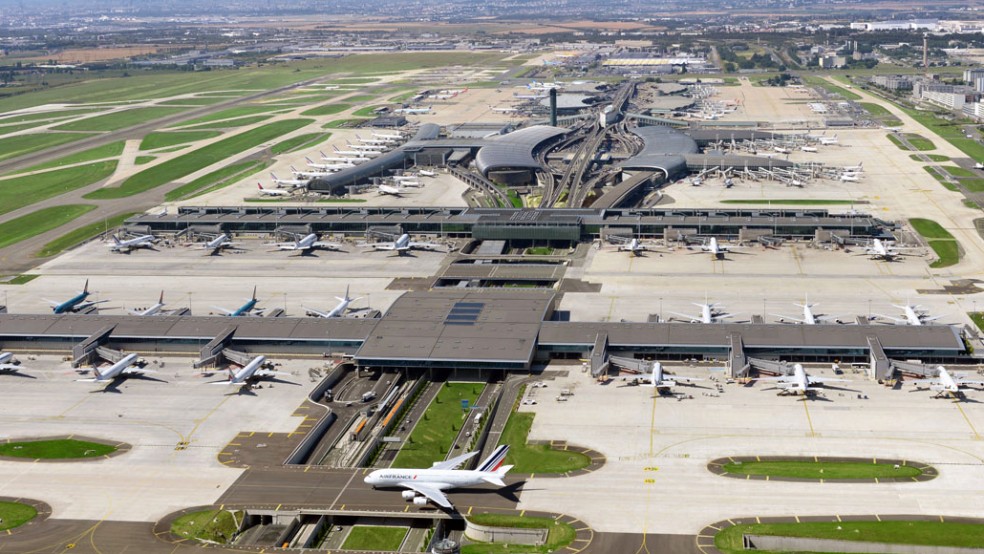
xmin=159 ymin=291 xmax=165 ymax=304
xmin=112 ymin=235 xmax=121 ymax=245
xmin=251 ymin=286 xmax=257 ymax=301
xmin=481 ymin=464 xmax=513 ymax=487
xmin=305 ymin=156 xmax=315 ymax=164
xmin=83 ymin=279 xmax=89 ymax=293
xmin=257 ymin=183 xmax=264 ymax=190
xmin=477 ymin=445 xmax=510 ymax=473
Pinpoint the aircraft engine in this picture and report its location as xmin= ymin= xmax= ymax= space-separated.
xmin=412 ymin=496 xmax=429 ymax=506
xmin=402 ymin=491 xmax=416 ymax=501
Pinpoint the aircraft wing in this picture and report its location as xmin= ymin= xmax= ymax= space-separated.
xmin=304 ymin=306 xmax=332 ymax=318
xmin=409 ymin=241 xmax=444 ymax=251
xmin=675 ymin=376 xmax=705 ymax=383
xmin=432 ymin=451 xmax=478 ymax=471
xmin=254 ymin=369 xmax=291 ymax=378
xmin=667 ymin=311 xmax=699 ymax=321
xmin=712 ymin=312 xmax=737 ymax=321
xmin=400 ymin=482 xmax=453 ymax=508
xmin=122 ymin=366 xmax=154 ymax=375
xmin=755 ymin=376 xmax=793 ymax=383
xmin=809 ymin=376 xmax=849 ymax=384
xmin=872 ymin=313 xmax=906 ymax=324
xmin=371 ymin=242 xmax=397 ymax=251
xmin=314 ymin=241 xmax=346 ymax=251
xmin=772 ymin=314 xmax=806 ymax=324
xmin=0 ymin=363 xmax=24 ymax=371
xmin=954 ymin=376 xmax=984 ymax=386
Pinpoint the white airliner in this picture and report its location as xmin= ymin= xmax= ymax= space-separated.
xmin=774 ymin=146 xmax=790 ymax=154
xmin=211 ymin=355 xmax=288 ymax=388
xmin=418 ymin=170 xmax=437 ymax=177
xmin=373 ymin=131 xmax=405 ymax=140
xmin=874 ymin=303 xmax=941 ymax=326
xmin=269 ymin=172 xmax=309 ymax=188
xmin=818 ymin=135 xmax=839 ymax=145
xmin=773 ymin=296 xmax=838 ymax=325
xmin=513 ymin=92 xmax=546 ymax=100
xmin=109 ymin=234 xmax=159 ymax=253
xmin=839 ymin=173 xmax=861 ymax=183
xmin=668 ymin=300 xmax=736 ymax=324
xmin=77 ymin=353 xmax=154 ymax=384
xmin=527 ymin=80 xmax=561 ymax=91
xmin=756 ymin=364 xmax=848 ymax=396
xmin=257 ymin=183 xmax=291 ymax=197
xmin=305 ymin=157 xmax=355 ymax=171
xmin=390 ymin=174 xmax=420 ymax=182
xmin=863 ymin=238 xmax=911 ymax=261
xmin=347 ymin=142 xmax=388 ymax=152
xmin=320 ymin=152 xmax=368 ymax=164
xmin=201 ymin=234 xmax=236 ymax=255
xmin=394 ymin=106 xmax=433 ymax=114
xmin=700 ymin=237 xmax=737 ymax=258
xmin=291 ymin=167 xmax=337 ymax=179
xmin=332 ymin=146 xmax=379 ymax=158
xmin=615 ymin=238 xmax=660 ymax=256
xmin=641 ymin=362 xmax=704 ymax=390
xmin=910 ymin=366 xmax=984 ymax=398
xmin=378 ymin=183 xmax=406 ymax=196
xmin=844 ymin=162 xmax=863 ymax=172
xmin=129 ymin=291 xmax=168 ymax=316
xmin=370 ymin=233 xmax=444 ymax=255
xmin=304 ymin=286 xmax=361 ymax=318
xmin=489 ymin=105 xmax=519 ymax=113
xmin=356 ymin=134 xmax=396 ymax=145
xmin=801 ymin=146 xmax=818 ymax=153
xmin=0 ymin=351 xmax=28 ymax=373
xmin=274 ymin=233 xmax=345 ymax=254
xmin=364 ymin=444 xmax=512 ymax=509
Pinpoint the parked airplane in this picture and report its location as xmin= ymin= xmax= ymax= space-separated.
xmin=668 ymin=299 xmax=736 ymax=324
xmin=818 ymin=135 xmax=840 ymax=146
xmin=304 ymin=286 xmax=361 ymax=318
xmin=378 ymin=183 xmax=406 ymax=196
xmin=614 ymin=237 xmax=660 ymax=256
xmin=0 ymin=351 xmax=27 ymax=372
xmin=527 ymin=80 xmax=561 ymax=91
xmin=109 ymin=234 xmax=159 ymax=253
xmin=257 ymin=183 xmax=291 ymax=197
xmin=641 ymin=361 xmax=704 ymax=390
xmin=513 ymin=92 xmax=547 ymax=100
xmin=364 ymin=444 xmax=512 ymax=509
xmin=774 ymin=146 xmax=790 ymax=154
xmin=489 ymin=105 xmax=519 ymax=113
xmin=863 ymin=238 xmax=914 ymax=261
xmin=700 ymin=237 xmax=739 ymax=259
xmin=394 ymin=106 xmax=433 ymax=114
xmin=801 ymin=146 xmax=819 ymax=153
xmin=844 ymin=162 xmax=863 ymax=172
xmin=129 ymin=291 xmax=169 ymax=316
xmin=418 ymin=170 xmax=437 ymax=177
xmin=332 ymin=146 xmax=379 ymax=158
xmin=305 ymin=157 xmax=355 ymax=171
xmin=76 ymin=353 xmax=153 ymax=385
xmin=45 ymin=280 xmax=108 ymax=314
xmin=213 ymin=286 xmax=262 ymax=317
xmin=874 ymin=303 xmax=941 ymax=326
xmin=347 ymin=142 xmax=388 ymax=152
xmin=839 ymin=173 xmax=861 ymax=183
xmin=373 ymin=131 xmax=405 ymax=140
xmin=291 ymin=167 xmax=337 ymax=179
xmin=910 ymin=366 xmax=984 ymax=398
xmin=773 ymin=296 xmax=839 ymax=325
xmin=274 ymin=233 xmax=345 ymax=254
xmin=356 ymin=134 xmax=396 ymax=145
xmin=269 ymin=172 xmax=309 ymax=188
xmin=320 ymin=153 xmax=368 ymax=164
xmin=201 ymin=234 xmax=237 ymax=255
xmin=211 ymin=355 xmax=288 ymax=388
xmin=369 ymin=233 xmax=444 ymax=255
xmin=755 ymin=363 xmax=848 ymax=396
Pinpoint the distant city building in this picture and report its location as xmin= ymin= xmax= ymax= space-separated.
xmin=871 ymin=75 xmax=913 ymax=91
xmin=965 ymin=68 xmax=984 ymax=84
xmin=961 ymin=101 xmax=984 ymax=121
xmin=850 ymin=19 xmax=938 ymax=32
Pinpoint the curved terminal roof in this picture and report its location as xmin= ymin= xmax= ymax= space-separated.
xmin=618 ymin=125 xmax=699 ymax=177
xmin=475 ymin=125 xmax=568 ymax=176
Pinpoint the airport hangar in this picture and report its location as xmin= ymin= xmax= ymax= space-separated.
xmin=0 ymin=290 xmax=967 ymax=381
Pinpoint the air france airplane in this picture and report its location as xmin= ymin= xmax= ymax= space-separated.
xmin=370 ymin=234 xmax=444 ymax=255
xmin=210 ymin=355 xmax=288 ymax=387
xmin=755 ymin=364 xmax=848 ymax=396
xmin=76 ymin=353 xmax=154 ymax=384
xmin=911 ymin=366 xmax=984 ymax=398
xmin=364 ymin=445 xmax=512 ymax=509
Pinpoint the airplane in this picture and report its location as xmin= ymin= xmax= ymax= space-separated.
xmin=755 ymin=363 xmax=848 ymax=396
xmin=862 ymin=238 xmax=914 ymax=262
xmin=0 ymin=351 xmax=28 ymax=373
xmin=200 ymin=234 xmax=237 ymax=255
xmin=320 ymin=153 xmax=368 ymax=164
xmin=369 ymin=233 xmax=444 ymax=255
xmin=513 ymin=92 xmax=547 ymax=100
xmin=527 ymin=80 xmax=561 ymax=91
xmin=700 ymin=237 xmax=739 ymax=259
xmin=668 ymin=299 xmax=736 ymax=324
xmin=76 ymin=353 xmax=155 ymax=385
xmin=347 ymin=142 xmax=388 ymax=152
xmin=269 ymin=172 xmax=309 ymax=188
xmin=910 ymin=366 xmax=984 ymax=398
xmin=129 ymin=291 xmax=169 ymax=316
xmin=801 ymin=146 xmax=819 ymax=153
xmin=373 ymin=131 xmax=405 ymax=140
xmin=45 ymin=280 xmax=108 ymax=314
xmin=210 ymin=355 xmax=289 ymax=388
xmin=844 ymin=162 xmax=863 ymax=172
xmin=109 ymin=234 xmax=159 ymax=253
xmin=394 ymin=106 xmax=433 ymax=114
xmin=773 ymin=296 xmax=838 ymax=325
xmin=774 ymin=146 xmax=790 ymax=154
xmin=874 ymin=303 xmax=941 ymax=326
xmin=213 ymin=286 xmax=263 ymax=317
xmin=818 ymin=135 xmax=839 ymax=146
xmin=364 ymin=444 xmax=512 ymax=509
xmin=418 ymin=170 xmax=437 ymax=177
xmin=489 ymin=105 xmax=519 ymax=113
xmin=304 ymin=286 xmax=361 ymax=318
xmin=274 ymin=233 xmax=345 ymax=254
xmin=257 ymin=183 xmax=292 ymax=197
xmin=640 ymin=361 xmax=704 ymax=390
xmin=291 ymin=167 xmax=338 ymax=179
xmin=839 ymin=173 xmax=861 ymax=183
xmin=356 ymin=134 xmax=396 ymax=145
xmin=331 ymin=146 xmax=379 ymax=158
xmin=305 ymin=157 xmax=354 ymax=171
xmin=614 ymin=237 xmax=660 ymax=257
xmin=378 ymin=183 xmax=407 ymax=196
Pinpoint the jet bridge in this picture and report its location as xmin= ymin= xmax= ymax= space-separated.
xmin=728 ymin=333 xmax=748 ymax=378
xmin=889 ymin=359 xmax=937 ymax=379
xmin=71 ymin=325 xmax=116 ymax=368
xmin=867 ymin=335 xmax=892 ymax=380
xmin=590 ymin=332 xmax=609 ymax=377
xmin=608 ymin=355 xmax=650 ymax=374
xmin=194 ymin=325 xmax=237 ymax=369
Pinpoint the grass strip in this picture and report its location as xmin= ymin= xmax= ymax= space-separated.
xmin=912 ymin=154 xmax=949 ymax=162
xmin=906 ymin=134 xmax=936 ymax=151
xmin=353 ymin=105 xmax=385 ymax=117
xmin=922 ymin=166 xmax=959 ymax=191
xmin=500 ymin=410 xmax=591 ymax=473
xmin=171 ymin=509 xmax=241 ymax=544
xmin=0 ymin=501 xmax=37 ymax=532
xmin=166 ymin=160 xmax=268 ymax=201
xmin=36 ymin=210 xmax=139 ymax=258
xmin=391 ymin=382 xmax=483 ymax=468
xmin=176 ymin=105 xmax=287 ymax=126
xmin=2 ymin=274 xmax=40 ymax=284
xmin=270 ymin=132 xmax=332 ymax=155
xmin=722 ymin=460 xmax=921 ymax=479
xmin=341 ymin=526 xmax=407 ymax=551
xmin=910 ymin=218 xmax=955 ymax=240
xmin=322 ymin=118 xmax=369 ymax=129
xmin=135 ymin=156 xmax=155 ymax=165
xmin=0 ymin=438 xmax=115 ymax=459
xmin=140 ymin=130 xmax=222 ymax=150
xmin=943 ymin=165 xmax=976 ymax=178
xmin=84 ymin=119 xmax=311 ymax=199
xmin=464 ymin=515 xmax=576 ymax=554
xmin=715 ymin=521 xmax=984 ymax=552
xmin=928 ymin=240 xmax=960 ymax=268
xmin=175 ymin=115 xmax=271 ymax=130
xmin=301 ymin=103 xmax=353 ymax=117
xmin=0 ymin=204 xmax=97 ymax=250
xmin=17 ymin=141 xmax=125 ymax=173
xmin=51 ymin=107 xmax=186 ymax=132
xmin=0 ymin=132 xmax=94 ymax=163
xmin=858 ymin=101 xmax=891 ymax=117
xmin=0 ymin=162 xmax=116 ymax=216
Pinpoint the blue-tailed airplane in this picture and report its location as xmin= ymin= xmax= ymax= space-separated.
xmin=45 ymin=280 xmax=108 ymax=314
xmin=213 ymin=286 xmax=263 ymax=317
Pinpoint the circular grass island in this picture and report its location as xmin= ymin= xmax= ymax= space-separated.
xmin=0 ymin=501 xmax=39 ymax=532
xmin=708 ymin=456 xmax=936 ymax=482
xmin=0 ymin=437 xmax=128 ymax=461
xmin=170 ymin=508 xmax=243 ymax=544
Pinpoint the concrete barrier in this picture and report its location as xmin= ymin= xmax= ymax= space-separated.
xmin=746 ymin=535 xmax=984 ymax=554
xmin=465 ymin=520 xmax=547 ymax=546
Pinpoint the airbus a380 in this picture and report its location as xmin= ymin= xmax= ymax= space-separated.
xmin=910 ymin=366 xmax=984 ymax=398
xmin=365 ymin=445 xmax=512 ymax=509
xmin=755 ymin=364 xmax=848 ymax=396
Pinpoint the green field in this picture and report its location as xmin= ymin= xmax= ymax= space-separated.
xmin=858 ymin=101 xmax=891 ymax=117
xmin=18 ymin=141 xmax=125 ymax=173
xmin=176 ymin=115 xmax=272 ymax=130
xmin=270 ymin=132 xmax=332 ymax=155
xmin=135 ymin=156 xmax=155 ymax=165
xmin=0 ymin=161 xmax=117 ymax=216
xmin=37 ymin=211 xmax=140 ymax=258
xmin=463 ymin=514 xmax=576 ymax=554
xmin=963 ymin=199 xmax=980 ymax=209
xmin=158 ymin=97 xmax=229 ymax=106
xmin=177 ymin=105 xmax=287 ymax=126
xmin=51 ymin=107 xmax=186 ymax=132
xmin=323 ymin=118 xmax=369 ymax=129
xmin=165 ymin=160 xmax=268 ymax=201
xmin=0 ymin=132 xmax=94 ymax=163
xmin=85 ymin=119 xmax=311 ymax=199
xmin=353 ymin=105 xmax=385 ymax=117
xmin=963 ymin=178 xmax=984 ymax=192
xmin=391 ymin=382 xmax=483 ymax=468
xmin=897 ymin=105 xmax=984 ymax=161
xmin=0 ymin=204 xmax=97 ymax=250
xmin=943 ymin=165 xmax=976 ymax=178
xmin=2 ymin=274 xmax=40 ymax=285
xmin=928 ymin=240 xmax=960 ymax=268
xmin=0 ymin=438 xmax=116 ymax=459
xmin=341 ymin=526 xmax=407 ymax=551
xmin=720 ymin=199 xmax=859 ymax=205
xmin=910 ymin=218 xmax=955 ymax=240
xmin=912 ymin=154 xmax=949 ymax=162
xmin=721 ymin=460 xmax=922 ymax=480
xmin=803 ymin=76 xmax=862 ymax=100
xmin=501 ymin=409 xmax=591 ymax=474
xmin=0 ymin=501 xmax=38 ymax=531
xmin=0 ymin=108 xmax=103 ymax=124
xmin=906 ymin=134 xmax=937 ymax=151
xmin=970 ymin=312 xmax=984 ymax=332
xmin=140 ymin=130 xmax=222 ymax=150
xmin=715 ymin=521 xmax=984 ymax=553
xmin=301 ymin=103 xmax=353 ymax=116
xmin=922 ymin=165 xmax=959 ymax=191
xmin=0 ymin=122 xmax=59 ymax=135
xmin=887 ymin=133 xmax=908 ymax=150
xmin=171 ymin=509 xmax=241 ymax=544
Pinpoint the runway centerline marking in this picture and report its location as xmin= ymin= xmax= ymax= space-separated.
xmin=803 ymin=399 xmax=816 ymax=438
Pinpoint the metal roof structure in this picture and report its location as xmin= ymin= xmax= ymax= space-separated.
xmin=474 ymin=125 xmax=569 ymax=176
xmin=618 ymin=125 xmax=699 ymax=177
